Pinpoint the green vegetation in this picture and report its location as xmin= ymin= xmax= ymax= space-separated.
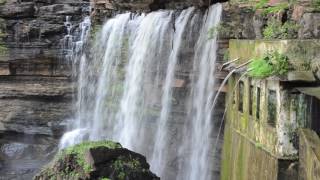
xmin=0 ymin=18 xmax=7 ymax=54
xmin=223 ymin=49 xmax=230 ymax=62
xmin=255 ymin=0 xmax=269 ymax=9
xmin=208 ymin=23 xmax=230 ymax=39
xmin=248 ymin=51 xmax=290 ymax=78
xmin=263 ymin=18 xmax=299 ymax=39
xmin=63 ymin=141 xmax=122 ymax=173
xmin=91 ymin=24 xmax=102 ymax=40
xmin=255 ymin=0 xmax=289 ymax=14
xmin=254 ymin=0 xmax=299 ymax=40
xmin=312 ymin=0 xmax=320 ymax=9
xmin=111 ymin=156 xmax=144 ymax=180
xmin=254 ymin=0 xmax=293 ymax=14
xmin=0 ymin=0 xmax=6 ymax=5
xmin=261 ymin=3 xmax=289 ymax=15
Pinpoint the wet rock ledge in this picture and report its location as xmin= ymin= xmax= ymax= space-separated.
xmin=34 ymin=141 xmax=159 ymax=180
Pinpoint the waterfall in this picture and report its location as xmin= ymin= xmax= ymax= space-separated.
xmin=60 ymin=3 xmax=223 ymax=180
xmin=150 ymin=7 xmax=195 ymax=176
xmin=114 ymin=11 xmax=174 ymax=148
xmin=177 ymin=4 xmax=222 ymax=180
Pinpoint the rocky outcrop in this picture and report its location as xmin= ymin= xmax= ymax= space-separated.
xmin=298 ymin=12 xmax=320 ymax=38
xmin=92 ymin=0 xmax=227 ymax=23
xmin=95 ymin=0 xmax=225 ymax=10
xmin=0 ymin=0 xmax=89 ymax=136
xmin=34 ymin=141 xmax=159 ymax=180
xmin=0 ymin=0 xmax=88 ymax=179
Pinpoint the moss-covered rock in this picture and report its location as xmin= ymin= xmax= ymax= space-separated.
xmin=33 ymin=140 xmax=159 ymax=180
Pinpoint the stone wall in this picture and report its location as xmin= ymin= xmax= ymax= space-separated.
xmin=221 ymin=120 xmax=279 ymax=180
xmin=299 ymin=129 xmax=320 ymax=180
xmin=221 ymin=119 xmax=299 ymax=180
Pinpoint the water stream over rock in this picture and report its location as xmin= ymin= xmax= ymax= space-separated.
xmin=60 ymin=3 xmax=223 ymax=180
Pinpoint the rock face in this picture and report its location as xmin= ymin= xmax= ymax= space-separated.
xmin=0 ymin=0 xmax=88 ymax=179
xmin=299 ymin=12 xmax=320 ymax=39
xmin=34 ymin=141 xmax=159 ymax=180
xmin=0 ymin=0 xmax=89 ymax=136
xmin=92 ymin=0 xmax=227 ymax=23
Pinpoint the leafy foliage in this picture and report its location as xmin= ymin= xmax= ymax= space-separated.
xmin=255 ymin=0 xmax=269 ymax=9
xmin=248 ymin=51 xmax=290 ymax=78
xmin=261 ymin=3 xmax=289 ymax=15
xmin=263 ymin=18 xmax=299 ymax=39
xmin=248 ymin=57 xmax=273 ymax=78
xmin=255 ymin=0 xmax=291 ymax=15
xmin=312 ymin=0 xmax=320 ymax=9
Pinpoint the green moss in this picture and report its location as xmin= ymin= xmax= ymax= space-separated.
xmin=223 ymin=49 xmax=230 ymax=62
xmin=100 ymin=178 xmax=111 ymax=180
xmin=221 ymin=123 xmax=232 ymax=180
xmin=90 ymin=24 xmax=102 ymax=40
xmin=64 ymin=141 xmax=122 ymax=173
xmin=111 ymin=156 xmax=142 ymax=180
xmin=0 ymin=18 xmax=7 ymax=55
xmin=236 ymin=137 xmax=245 ymax=180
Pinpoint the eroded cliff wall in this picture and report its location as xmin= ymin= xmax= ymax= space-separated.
xmin=0 ymin=0 xmax=89 ymax=178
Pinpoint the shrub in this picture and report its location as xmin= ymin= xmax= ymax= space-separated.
xmin=261 ymin=3 xmax=289 ymax=15
xmin=248 ymin=51 xmax=290 ymax=78
xmin=263 ymin=18 xmax=299 ymax=39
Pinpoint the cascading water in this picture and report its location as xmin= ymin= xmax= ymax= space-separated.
xmin=114 ymin=11 xmax=174 ymax=148
xmin=60 ymin=3 xmax=223 ymax=180
xmin=177 ymin=4 xmax=222 ymax=180
xmin=150 ymin=7 xmax=195 ymax=176
xmin=59 ymin=16 xmax=91 ymax=148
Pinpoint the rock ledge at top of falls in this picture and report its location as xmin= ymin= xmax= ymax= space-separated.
xmin=96 ymin=0 xmax=222 ymax=10
xmin=34 ymin=140 xmax=160 ymax=180
xmin=93 ymin=0 xmax=226 ymax=22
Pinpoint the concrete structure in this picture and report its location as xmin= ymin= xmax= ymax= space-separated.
xmin=221 ymin=40 xmax=320 ymax=180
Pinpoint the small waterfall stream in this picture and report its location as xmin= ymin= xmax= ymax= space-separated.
xmin=60 ymin=3 xmax=223 ymax=180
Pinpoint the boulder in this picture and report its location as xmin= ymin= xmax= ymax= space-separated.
xmin=34 ymin=141 xmax=160 ymax=180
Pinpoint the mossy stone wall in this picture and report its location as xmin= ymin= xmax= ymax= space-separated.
xmin=221 ymin=119 xmax=279 ymax=180
xmin=299 ymin=129 xmax=320 ymax=180
xmin=228 ymin=40 xmax=320 ymax=79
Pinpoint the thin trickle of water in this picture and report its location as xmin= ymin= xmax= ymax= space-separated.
xmin=59 ymin=16 xmax=91 ymax=149
xmin=212 ymin=69 xmax=236 ymax=110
